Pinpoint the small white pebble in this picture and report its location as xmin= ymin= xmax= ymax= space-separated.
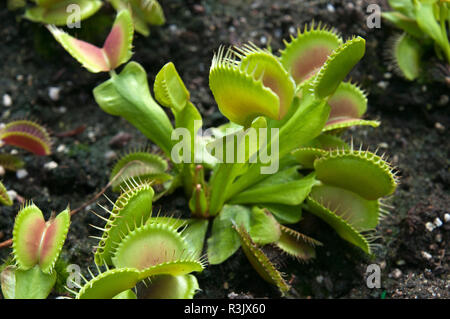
xmin=444 ymin=213 xmax=450 ymax=223
xmin=2 ymin=94 xmax=12 ymax=107
xmin=433 ymin=217 xmax=443 ymax=228
xmin=316 ymin=275 xmax=324 ymax=284
xmin=327 ymin=4 xmax=335 ymax=12
xmin=435 ymin=233 xmax=442 ymax=243
xmin=44 ymin=161 xmax=58 ymax=170
xmin=425 ymin=222 xmax=435 ymax=232
xmin=16 ymin=169 xmax=28 ymax=179
xmin=435 ymin=122 xmax=445 ymax=133
xmin=6 ymin=190 xmax=17 ymax=202
xmin=377 ymin=81 xmax=389 ymax=89
xmin=10 ymin=149 xmax=18 ymax=155
xmin=56 ymin=144 xmax=67 ymax=153
xmin=58 ymin=106 xmax=67 ymax=114
xmin=48 ymin=87 xmax=61 ymax=101
xmin=384 ymin=72 xmax=392 ymax=79
xmin=260 ymin=36 xmax=267 ymax=45
xmin=379 ymin=142 xmax=389 ymax=149
xmin=421 ymin=251 xmax=432 ymax=260
xmin=104 ymin=150 xmax=117 ymax=162
xmin=288 ymin=26 xmax=296 ymax=34
xmin=88 ymin=131 xmax=96 ymax=142
xmin=16 ymin=74 xmax=24 ymax=81
xmin=0 ymin=165 xmax=4 ymax=176
xmin=391 ymin=268 xmax=402 ymax=279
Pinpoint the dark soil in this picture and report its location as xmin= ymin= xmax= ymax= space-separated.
xmin=0 ymin=0 xmax=448 ymax=299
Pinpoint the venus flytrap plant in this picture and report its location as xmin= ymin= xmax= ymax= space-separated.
xmin=49 ymin=17 xmax=398 ymax=295
xmin=383 ymin=0 xmax=450 ymax=81
xmin=0 ymin=119 xmax=52 ymax=206
xmin=1 ymin=204 xmax=70 ymax=299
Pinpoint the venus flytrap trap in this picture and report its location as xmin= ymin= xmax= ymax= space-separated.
xmin=1 ymin=204 xmax=70 ymax=299
xmin=382 ymin=0 xmax=450 ymax=81
xmin=50 ymin=15 xmax=398 ymax=295
xmin=72 ymin=179 xmax=205 ymax=299
xmin=0 ymin=119 xmax=52 ymax=206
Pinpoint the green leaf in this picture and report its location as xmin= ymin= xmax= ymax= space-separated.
xmin=0 ymin=154 xmax=25 ymax=171
xmin=280 ymin=24 xmax=343 ymax=84
xmin=113 ymin=289 xmax=137 ymax=299
xmin=382 ymin=11 xmax=425 ymax=38
xmin=207 ymin=205 xmax=251 ymax=264
xmin=7 ymin=0 xmax=26 ymax=11
xmin=248 ymin=207 xmax=281 ymax=245
xmin=276 ymin=225 xmax=321 ymax=262
xmin=305 ymin=184 xmax=380 ymax=254
xmin=136 ymin=274 xmax=199 ymax=299
xmin=229 ymin=168 xmax=317 ymax=206
xmin=111 ymin=222 xmax=203 ymax=278
xmin=181 ymin=220 xmax=209 ymax=259
xmin=47 ymin=9 xmax=133 ymax=72
xmin=12 ymin=205 xmax=70 ymax=273
xmin=76 ymin=268 xmax=140 ymax=299
xmin=292 ymin=147 xmax=327 ymax=169
xmin=93 ymin=62 xmax=174 ymax=155
xmin=314 ymin=149 xmax=397 ymax=200
xmin=26 ymin=0 xmax=102 ymax=26
xmin=387 ymin=0 xmax=415 ymax=18
xmin=313 ymin=37 xmax=366 ymax=99
xmin=327 ymin=81 xmax=368 ymax=122
xmin=304 ymin=134 xmax=350 ymax=150
xmin=262 ymin=203 xmax=303 ymax=224
xmin=109 ymin=152 xmax=171 ymax=192
xmin=173 ymin=102 xmax=203 ymax=164
xmin=237 ymin=44 xmax=296 ymax=119
xmin=209 ymin=46 xmax=282 ymax=127
xmin=208 ymin=117 xmax=267 ymax=215
xmin=154 ymin=62 xmax=190 ymax=112
xmin=0 ymin=181 xmax=12 ymax=206
xmin=309 ymin=184 xmax=380 ymax=231
xmin=2 ymin=265 xmax=57 ymax=299
xmin=109 ymin=0 xmax=165 ymax=36
xmin=234 ymin=224 xmax=290 ymax=295
xmin=414 ymin=0 xmax=450 ymax=61
xmin=226 ymin=96 xmax=330 ymax=201
xmin=94 ymin=182 xmax=154 ymax=265
xmin=390 ymin=33 xmax=422 ymax=81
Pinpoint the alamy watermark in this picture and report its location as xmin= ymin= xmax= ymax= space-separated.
xmin=366 ymin=4 xmax=381 ymax=29
xmin=366 ymin=264 xmax=381 ymax=289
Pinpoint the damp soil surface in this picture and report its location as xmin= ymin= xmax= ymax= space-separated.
xmin=0 ymin=0 xmax=448 ymax=299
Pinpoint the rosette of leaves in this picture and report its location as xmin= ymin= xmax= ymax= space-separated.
xmin=0 ymin=119 xmax=52 ymax=206
xmin=1 ymin=204 xmax=70 ymax=299
xmin=382 ymin=0 xmax=450 ymax=80
xmin=70 ymin=180 xmax=205 ymax=299
xmin=13 ymin=0 xmax=164 ymax=37
xmin=50 ymin=19 xmax=398 ymax=295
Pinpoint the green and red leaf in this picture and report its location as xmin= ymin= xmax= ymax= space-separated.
xmin=12 ymin=204 xmax=70 ymax=273
xmin=47 ymin=9 xmax=134 ymax=73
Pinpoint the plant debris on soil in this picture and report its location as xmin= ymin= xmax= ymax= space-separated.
xmin=0 ymin=0 xmax=448 ymax=299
